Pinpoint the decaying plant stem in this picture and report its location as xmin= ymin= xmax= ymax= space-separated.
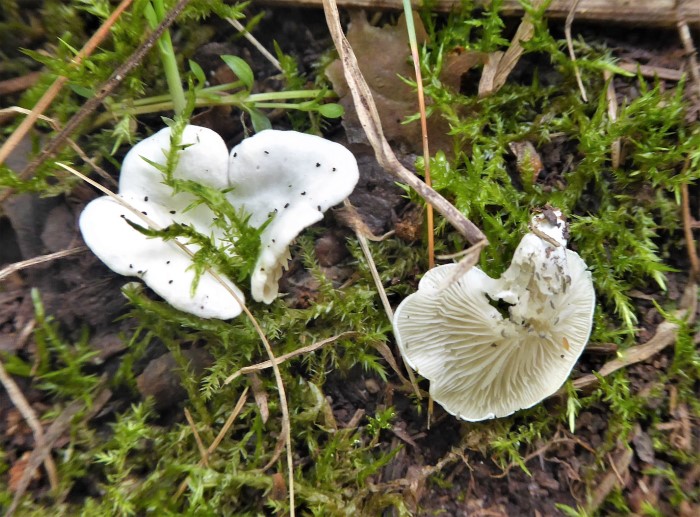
xmin=321 ymin=0 xmax=487 ymax=248
xmin=0 ymin=0 xmax=192 ymax=204
xmin=0 ymin=0 xmax=135 ymax=168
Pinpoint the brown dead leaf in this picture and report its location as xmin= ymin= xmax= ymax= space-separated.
xmin=440 ymin=49 xmax=489 ymax=91
xmin=326 ymin=10 xmax=451 ymax=153
xmin=270 ymin=472 xmax=287 ymax=501
xmin=249 ymin=372 xmax=269 ymax=424
xmin=479 ymin=0 xmax=545 ymax=96
xmin=8 ymin=452 xmax=40 ymax=493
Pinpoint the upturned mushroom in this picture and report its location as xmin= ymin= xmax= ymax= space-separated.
xmin=80 ymin=125 xmax=360 ymax=318
xmin=392 ymin=208 xmax=595 ymax=421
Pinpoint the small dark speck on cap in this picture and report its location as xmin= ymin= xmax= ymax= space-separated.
xmin=200 ymin=305 xmax=204 ymax=310
xmin=560 ymin=354 xmax=565 ymax=358
xmin=317 ymin=205 xmax=321 ymax=211
xmin=137 ymin=270 xmax=143 ymax=274
xmin=120 ymin=214 xmax=126 ymax=219
xmin=301 ymin=191 xmax=306 ymax=195
xmin=170 ymin=210 xmax=176 ymax=214
xmin=168 ymin=280 xmax=173 ymax=284
xmin=264 ymin=150 xmax=269 ymax=155
xmin=144 ymin=196 xmax=149 ymax=202
xmin=261 ymin=267 xmax=265 ymax=271
xmin=166 ymin=260 xmax=171 ymax=264
xmin=332 ymin=167 xmax=336 ymax=172
xmin=141 ymin=211 xmax=147 ymax=215
xmin=272 ymin=239 xmax=276 ymax=243
xmin=233 ymin=152 xmax=237 ymax=157
xmin=129 ymin=264 xmax=133 ymax=269
xmin=284 ymin=203 xmax=290 ymax=208
xmin=315 ymin=162 xmax=321 ymax=167
xmin=288 ymin=184 xmax=292 ymax=188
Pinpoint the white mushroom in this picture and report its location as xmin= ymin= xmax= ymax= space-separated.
xmin=393 ymin=208 xmax=595 ymax=421
xmin=227 ymin=130 xmax=360 ymax=303
xmin=79 ymin=125 xmax=245 ymax=319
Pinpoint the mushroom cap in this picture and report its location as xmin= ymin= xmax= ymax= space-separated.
xmin=227 ymin=130 xmax=360 ymax=303
xmin=79 ymin=125 xmax=243 ymax=319
xmin=393 ymin=211 xmax=595 ymax=421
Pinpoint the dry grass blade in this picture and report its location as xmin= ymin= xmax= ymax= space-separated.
xmin=479 ymin=0 xmax=544 ymax=96
xmin=401 ymin=3 xmax=434 ymax=268
xmin=604 ymin=69 xmax=620 ymax=168
xmin=176 ymin=387 xmax=249 ymax=498
xmin=0 ymin=247 xmax=87 ymax=283
xmin=0 ymin=360 xmax=58 ymax=491
xmin=5 ymin=399 xmax=84 ymax=517
xmin=682 ymin=182 xmax=699 ymax=279
xmin=225 ymin=332 xmax=357 ymax=383
xmin=0 ymin=0 xmax=191 ymax=205
xmin=0 ymin=0 xmax=134 ymax=168
xmin=564 ymin=281 xmax=697 ymax=394
xmin=226 ymin=17 xmax=282 ymax=72
xmin=321 ymin=0 xmax=486 ymax=247
xmin=184 ymin=408 xmax=209 ymax=466
xmin=60 ymin=162 xmax=296 ymax=514
xmin=565 ymin=0 xmax=588 ymax=102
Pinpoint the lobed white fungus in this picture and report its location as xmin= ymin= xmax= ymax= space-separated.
xmin=227 ymin=130 xmax=359 ymax=304
xmin=79 ymin=125 xmax=359 ymax=318
xmin=393 ymin=208 xmax=595 ymax=421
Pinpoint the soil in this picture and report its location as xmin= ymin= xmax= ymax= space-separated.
xmin=1 ymin=4 xmax=699 ymax=516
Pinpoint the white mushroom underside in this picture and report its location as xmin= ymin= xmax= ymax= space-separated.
xmin=394 ymin=253 xmax=594 ymax=421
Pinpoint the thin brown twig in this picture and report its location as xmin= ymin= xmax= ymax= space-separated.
xmin=184 ymin=408 xmax=209 ymax=467
xmin=603 ymin=69 xmax=620 ymax=169
xmin=225 ymin=332 xmax=357 ymax=384
xmin=0 ymin=360 xmax=59 ymax=491
xmin=403 ymin=9 xmax=434 ymax=269
xmin=1 ymin=107 xmax=117 ymax=186
xmin=176 ymin=387 xmax=249 ymax=498
xmin=0 ymin=71 xmax=43 ymax=96
xmin=0 ymin=0 xmax=134 ymax=167
xmin=565 ymin=0 xmax=588 ymax=102
xmin=682 ymin=182 xmax=700 ymax=279
xmin=321 ymin=0 xmax=486 ymax=247
xmin=676 ymin=5 xmax=700 ymax=98
xmin=0 ymin=0 xmax=191 ymax=204
xmin=0 ymin=247 xmax=88 ymax=283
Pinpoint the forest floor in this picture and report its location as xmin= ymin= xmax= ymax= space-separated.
xmin=1 ymin=1 xmax=700 ymax=516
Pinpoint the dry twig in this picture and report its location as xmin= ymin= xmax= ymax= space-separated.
xmin=321 ymin=0 xmax=486 ymax=247
xmin=0 ymin=0 xmax=134 ymax=168
xmin=176 ymin=388 xmax=249 ymax=498
xmin=565 ymin=0 xmax=588 ymax=101
xmin=0 ymin=360 xmax=58 ymax=491
xmin=0 ymin=247 xmax=88 ymax=283
xmin=0 ymin=0 xmax=192 ymax=204
xmin=225 ymin=332 xmax=357 ymax=383
xmin=565 ymin=281 xmax=697 ymax=393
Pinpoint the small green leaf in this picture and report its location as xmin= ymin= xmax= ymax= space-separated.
xmin=248 ymin=108 xmax=271 ymax=132
xmin=221 ymin=55 xmax=254 ymax=90
xmin=69 ymin=84 xmax=94 ymax=99
xmin=317 ymin=103 xmax=344 ymax=118
xmin=189 ymin=59 xmax=206 ymax=86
